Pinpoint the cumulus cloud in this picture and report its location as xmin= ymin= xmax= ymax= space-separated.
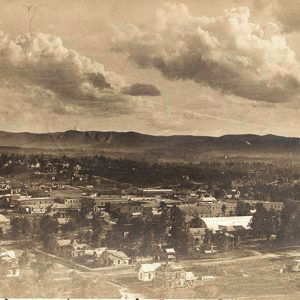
xmin=112 ymin=3 xmax=300 ymax=102
xmin=121 ymin=83 xmax=161 ymax=96
xmin=0 ymin=31 xmax=129 ymax=104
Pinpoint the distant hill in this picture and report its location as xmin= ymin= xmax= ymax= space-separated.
xmin=0 ymin=130 xmax=300 ymax=162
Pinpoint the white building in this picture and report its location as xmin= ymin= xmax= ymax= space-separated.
xmin=138 ymin=263 xmax=161 ymax=281
xmin=200 ymin=216 xmax=252 ymax=231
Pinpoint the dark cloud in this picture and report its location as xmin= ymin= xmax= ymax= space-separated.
xmin=121 ymin=83 xmax=161 ymax=96
xmin=113 ymin=4 xmax=300 ymax=102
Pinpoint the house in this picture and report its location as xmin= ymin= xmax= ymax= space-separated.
xmin=74 ymin=164 xmax=82 ymax=172
xmin=0 ymin=214 xmax=10 ymax=234
xmin=0 ymin=250 xmax=20 ymax=277
xmin=289 ymin=259 xmax=300 ymax=272
xmin=185 ymin=272 xmax=198 ymax=286
xmin=138 ymin=263 xmax=161 ymax=281
xmin=98 ymin=249 xmax=131 ymax=267
xmin=71 ymin=243 xmax=89 ymax=257
xmin=153 ymin=263 xmax=197 ymax=288
xmin=154 ymin=247 xmax=176 ymax=261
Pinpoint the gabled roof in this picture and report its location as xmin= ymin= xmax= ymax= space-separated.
xmin=0 ymin=250 xmax=16 ymax=260
xmin=185 ymin=272 xmax=197 ymax=280
xmin=107 ymin=249 xmax=129 ymax=260
xmin=93 ymin=247 xmax=107 ymax=257
xmin=140 ymin=263 xmax=161 ymax=273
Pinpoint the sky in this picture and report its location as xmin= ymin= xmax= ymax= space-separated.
xmin=1 ymin=0 xmax=300 ymax=137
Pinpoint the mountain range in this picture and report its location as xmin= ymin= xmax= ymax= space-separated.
xmin=0 ymin=130 xmax=300 ymax=162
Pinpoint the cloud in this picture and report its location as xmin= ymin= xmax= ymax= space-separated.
xmin=0 ymin=31 xmax=127 ymax=102
xmin=112 ymin=3 xmax=300 ymax=102
xmin=121 ymin=83 xmax=161 ymax=96
xmin=0 ymin=30 xmax=168 ymax=123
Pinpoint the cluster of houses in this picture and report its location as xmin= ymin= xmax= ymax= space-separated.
xmin=58 ymin=239 xmax=131 ymax=267
xmin=138 ymin=262 xmax=197 ymax=288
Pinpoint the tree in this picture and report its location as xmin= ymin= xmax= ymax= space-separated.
xmin=250 ymin=203 xmax=278 ymax=239
xmin=203 ymin=229 xmax=212 ymax=246
xmin=11 ymin=217 xmax=22 ymax=240
xmin=39 ymin=215 xmax=58 ymax=241
xmin=277 ymin=201 xmax=300 ymax=246
xmin=221 ymin=204 xmax=227 ymax=216
xmin=235 ymin=200 xmax=251 ymax=216
xmin=140 ymin=221 xmax=154 ymax=256
xmin=153 ymin=209 xmax=170 ymax=244
xmin=190 ymin=215 xmax=202 ymax=228
xmin=169 ymin=206 xmax=189 ymax=256
xmin=91 ymin=213 xmax=102 ymax=247
xmin=43 ymin=234 xmax=60 ymax=254
xmin=21 ymin=217 xmax=33 ymax=245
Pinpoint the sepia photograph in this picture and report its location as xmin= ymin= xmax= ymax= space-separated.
xmin=1 ymin=0 xmax=300 ymax=299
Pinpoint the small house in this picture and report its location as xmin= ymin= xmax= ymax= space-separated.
xmin=0 ymin=250 xmax=20 ymax=277
xmin=99 ymin=249 xmax=131 ymax=267
xmin=138 ymin=263 xmax=161 ymax=281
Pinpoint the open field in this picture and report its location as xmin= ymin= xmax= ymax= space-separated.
xmin=103 ymin=247 xmax=300 ymax=299
xmin=3 ymin=242 xmax=300 ymax=299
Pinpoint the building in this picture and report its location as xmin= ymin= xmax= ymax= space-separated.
xmin=19 ymin=203 xmax=51 ymax=214
xmin=154 ymin=247 xmax=176 ymax=261
xmin=0 ymin=214 xmax=10 ymax=234
xmin=199 ymin=216 xmax=253 ymax=231
xmin=15 ymin=196 xmax=55 ymax=208
xmin=47 ymin=203 xmax=80 ymax=217
xmin=142 ymin=189 xmax=174 ymax=197
xmin=138 ymin=263 xmax=161 ymax=281
xmin=179 ymin=204 xmax=212 ymax=222
xmin=153 ymin=263 xmax=197 ymax=288
xmin=289 ymin=259 xmax=300 ymax=272
xmin=98 ymin=249 xmax=131 ymax=267
xmin=0 ymin=250 xmax=20 ymax=277
xmin=118 ymin=202 xmax=144 ymax=216
xmin=207 ymin=202 xmax=237 ymax=217
xmin=245 ymin=201 xmax=284 ymax=212
xmin=81 ymin=195 xmax=126 ymax=213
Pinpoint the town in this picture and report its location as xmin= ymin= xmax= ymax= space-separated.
xmin=1 ymin=153 xmax=300 ymax=299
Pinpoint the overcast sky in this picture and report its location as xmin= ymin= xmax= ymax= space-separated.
xmin=1 ymin=0 xmax=300 ymax=137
